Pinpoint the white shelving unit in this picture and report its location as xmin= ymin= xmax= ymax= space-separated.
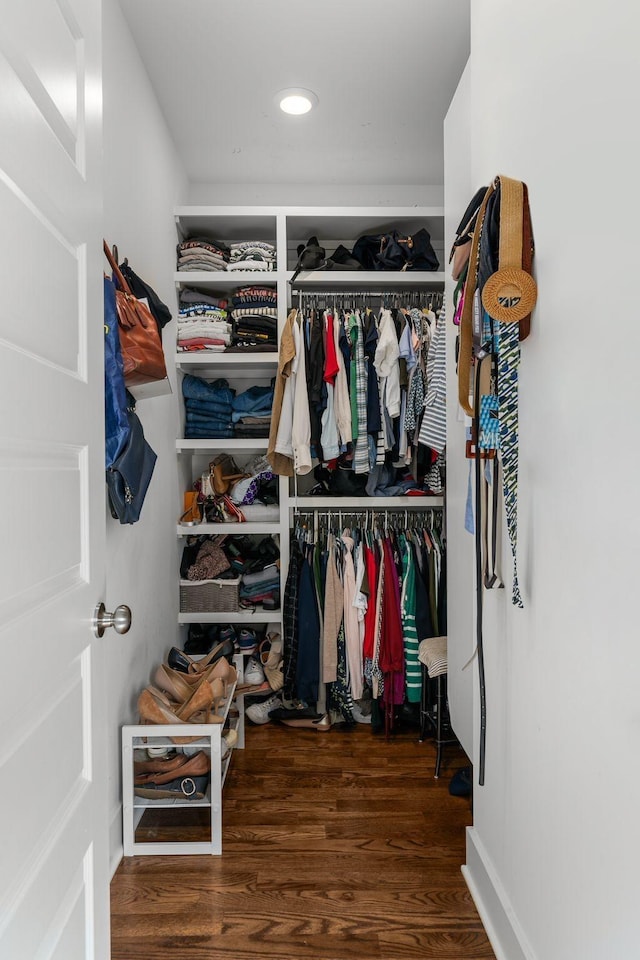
xmin=171 ymin=205 xmax=445 ymax=652
xmin=172 ymin=204 xmax=446 ymax=608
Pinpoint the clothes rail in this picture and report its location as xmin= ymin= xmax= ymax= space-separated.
xmin=293 ymin=290 xmax=444 ymax=311
xmin=293 ymin=507 xmax=444 ymax=533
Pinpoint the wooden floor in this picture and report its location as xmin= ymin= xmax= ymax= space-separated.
xmin=110 ymin=721 xmax=495 ymax=960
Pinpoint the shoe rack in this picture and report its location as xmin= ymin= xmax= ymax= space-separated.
xmin=122 ymin=667 xmax=241 ymax=856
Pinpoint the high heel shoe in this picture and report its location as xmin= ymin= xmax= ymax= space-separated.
xmin=137 ymin=688 xmax=223 ymax=743
xmin=203 ymin=657 xmax=237 ymax=692
xmin=176 ymin=639 xmax=235 ymax=676
xmin=187 ymin=677 xmax=227 ymax=723
xmin=175 ymin=679 xmax=214 ymax=722
xmin=153 ymin=664 xmax=196 ymax=703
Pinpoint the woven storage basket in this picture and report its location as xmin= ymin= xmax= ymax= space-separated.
xmin=179 ymin=577 xmax=240 ymax=613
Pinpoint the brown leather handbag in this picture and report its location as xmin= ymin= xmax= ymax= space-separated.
xmin=103 ymin=240 xmax=168 ymax=386
xmin=209 ymin=454 xmax=247 ymax=495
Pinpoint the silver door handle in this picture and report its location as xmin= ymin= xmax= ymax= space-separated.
xmin=93 ymin=602 xmax=132 ymax=637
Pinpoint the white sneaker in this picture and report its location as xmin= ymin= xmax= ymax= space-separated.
xmin=244 ymin=656 xmax=265 ymax=685
xmin=245 ymin=694 xmax=281 ymax=725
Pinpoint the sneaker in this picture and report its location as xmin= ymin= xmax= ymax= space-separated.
xmin=244 ymin=656 xmax=265 ymax=685
xmin=245 ymin=694 xmax=281 ymax=725
xmin=237 ymin=629 xmax=257 ymax=655
xmin=219 ymin=625 xmax=237 ymax=646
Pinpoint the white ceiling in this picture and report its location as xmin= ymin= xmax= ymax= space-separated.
xmin=119 ymin=0 xmax=470 ymax=188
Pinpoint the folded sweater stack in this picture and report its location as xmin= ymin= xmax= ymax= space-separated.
xmin=177 ymin=237 xmax=230 ymax=272
xmin=230 ymin=285 xmax=278 ymax=350
xmin=228 ymin=241 xmax=276 ymax=272
xmin=177 ymin=287 xmax=231 ymax=353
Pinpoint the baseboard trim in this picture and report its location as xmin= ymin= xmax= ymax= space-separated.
xmin=463 ymin=827 xmax=535 ymax=960
xmin=109 ymin=804 xmax=123 ymax=880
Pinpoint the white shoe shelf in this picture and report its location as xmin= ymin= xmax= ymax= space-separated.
xmin=122 ymin=670 xmax=243 ymax=856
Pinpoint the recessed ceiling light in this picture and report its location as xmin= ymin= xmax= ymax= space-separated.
xmin=276 ymin=88 xmax=318 ymax=115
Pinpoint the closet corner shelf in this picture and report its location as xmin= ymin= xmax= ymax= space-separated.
xmin=177 ymin=522 xmax=280 ymax=536
xmin=176 ymin=438 xmax=269 ymax=453
xmin=291 ymin=495 xmax=444 ymax=509
xmin=178 ymin=610 xmax=282 ymax=625
xmin=289 ymin=270 xmax=446 ymax=288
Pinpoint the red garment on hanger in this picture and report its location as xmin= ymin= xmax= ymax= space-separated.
xmin=323 ymin=312 xmax=339 ymax=383
xmin=363 ymin=543 xmax=378 ymax=660
xmin=379 ymin=537 xmax=404 ymax=676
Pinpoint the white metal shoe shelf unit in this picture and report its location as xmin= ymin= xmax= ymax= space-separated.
xmin=122 ymin=671 xmax=241 ymax=856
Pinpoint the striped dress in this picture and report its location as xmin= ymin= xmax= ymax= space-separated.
xmin=418 ymin=308 xmax=446 ymax=454
xmin=401 ymin=538 xmax=421 ymax=703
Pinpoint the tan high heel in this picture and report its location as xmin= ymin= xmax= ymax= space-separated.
xmin=154 ymin=664 xmax=196 ymax=703
xmin=189 ymin=677 xmax=227 ymax=722
xmin=137 ymin=688 xmax=223 ymax=743
xmin=182 ymin=656 xmax=237 ymax=695
xmin=204 ymin=658 xmax=237 ymax=693
xmin=175 ymin=679 xmax=214 ymax=722
xmin=185 ymin=640 xmax=232 ymax=676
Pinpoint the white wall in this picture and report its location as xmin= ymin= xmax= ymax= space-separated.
xmin=187 ymin=181 xmax=443 ymax=208
xmin=443 ymin=62 xmax=474 ymax=759
xmin=102 ymin=0 xmax=188 ymax=869
xmin=455 ymin=3 xmax=640 ymax=959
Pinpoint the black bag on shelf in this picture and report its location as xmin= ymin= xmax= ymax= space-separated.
xmin=353 ymin=228 xmax=439 ymax=272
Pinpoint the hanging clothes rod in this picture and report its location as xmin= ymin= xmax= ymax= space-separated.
xmin=293 ymin=290 xmax=441 ymax=299
xmin=292 ymin=503 xmax=444 ymax=513
xmin=294 ymin=289 xmax=444 ymax=312
xmin=294 ymin=508 xmax=443 ymax=526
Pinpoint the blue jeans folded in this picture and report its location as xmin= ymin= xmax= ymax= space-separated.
xmin=182 ymin=374 xmax=235 ymax=405
xmin=185 ymin=427 xmax=235 ymax=439
xmin=231 ymin=384 xmax=274 ymax=414
xmin=186 ymin=419 xmax=233 ymax=432
xmin=231 ymin=405 xmax=272 ymax=423
xmin=185 ymin=397 xmax=233 ymax=417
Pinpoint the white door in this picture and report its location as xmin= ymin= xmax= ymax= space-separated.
xmin=0 ymin=1 xmax=109 ymax=958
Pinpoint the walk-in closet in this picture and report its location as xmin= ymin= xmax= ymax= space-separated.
xmin=2 ymin=2 xmax=637 ymax=960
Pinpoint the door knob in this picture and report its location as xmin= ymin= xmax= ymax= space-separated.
xmin=93 ymin=602 xmax=132 ymax=638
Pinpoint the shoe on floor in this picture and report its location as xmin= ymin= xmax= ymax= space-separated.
xmin=245 ymin=694 xmax=281 ymax=725
xmin=244 ymin=656 xmax=265 ymax=685
xmin=280 ymin=713 xmax=332 ymax=732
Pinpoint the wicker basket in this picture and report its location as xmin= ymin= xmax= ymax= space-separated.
xmin=179 ymin=577 xmax=240 ymax=613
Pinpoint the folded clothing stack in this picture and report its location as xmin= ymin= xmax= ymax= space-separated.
xmin=177 ymin=287 xmax=231 ymax=353
xmin=229 ymin=285 xmax=278 ymax=350
xmin=231 ymin=383 xmax=274 ymax=438
xmin=239 ymin=562 xmax=280 ymax=605
xmin=182 ymin=374 xmax=234 ymax=439
xmin=228 ymin=241 xmax=276 ymax=272
xmin=177 ymin=237 xmax=230 ymax=272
